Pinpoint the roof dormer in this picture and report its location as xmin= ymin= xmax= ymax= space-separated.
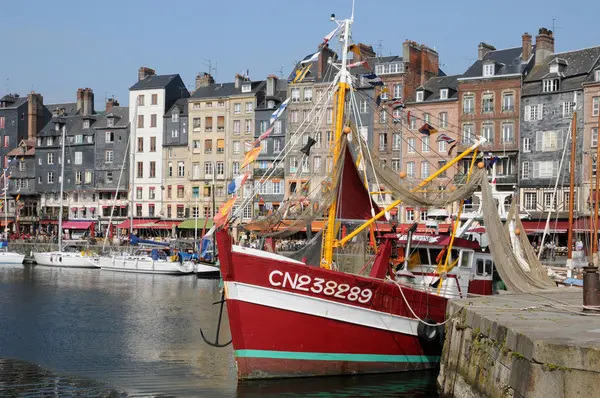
xmin=241 ymin=83 xmax=252 ymax=93
xmin=171 ymin=108 xmax=180 ymax=122
xmin=416 ymin=90 xmax=425 ymax=102
xmin=483 ymin=61 xmax=495 ymax=77
xmin=549 ymin=58 xmax=568 ymax=74
xmin=439 ymin=88 xmax=449 ymax=100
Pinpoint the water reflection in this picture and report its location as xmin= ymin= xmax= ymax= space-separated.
xmin=0 ymin=265 xmax=437 ymax=397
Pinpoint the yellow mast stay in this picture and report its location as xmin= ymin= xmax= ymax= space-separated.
xmin=319 ymin=13 xmax=485 ymax=270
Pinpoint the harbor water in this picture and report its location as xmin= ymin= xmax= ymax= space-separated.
xmin=0 ymin=265 xmax=438 ymax=397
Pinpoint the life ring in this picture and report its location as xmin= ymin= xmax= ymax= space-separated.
xmin=417 ymin=318 xmax=444 ymax=345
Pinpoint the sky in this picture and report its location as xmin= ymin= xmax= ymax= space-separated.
xmin=2 ymin=0 xmax=599 ymax=108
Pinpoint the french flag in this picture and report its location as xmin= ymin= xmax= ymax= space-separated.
xmin=227 ymin=172 xmax=250 ymax=195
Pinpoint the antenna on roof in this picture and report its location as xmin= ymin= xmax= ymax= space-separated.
xmin=279 ymin=65 xmax=285 ymax=79
xmin=203 ymin=59 xmax=219 ymax=82
xmin=376 ymin=40 xmax=384 ymax=58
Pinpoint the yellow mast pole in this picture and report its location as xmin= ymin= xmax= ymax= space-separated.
xmin=320 ymin=16 xmax=352 ymax=269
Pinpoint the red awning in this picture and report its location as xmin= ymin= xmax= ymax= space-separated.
xmin=117 ymin=219 xmax=159 ymax=229
xmin=522 ymin=220 xmax=569 ymax=233
xmin=468 ymin=226 xmax=486 ymax=233
xmin=136 ymin=220 xmax=179 ymax=230
xmin=62 ymin=221 xmax=94 ymax=230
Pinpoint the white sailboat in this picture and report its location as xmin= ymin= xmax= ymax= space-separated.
xmin=97 ymin=99 xmax=194 ymax=275
xmin=0 ymin=171 xmax=24 ymax=265
xmin=194 ymin=163 xmax=220 ymax=279
xmin=33 ymin=124 xmax=99 ymax=268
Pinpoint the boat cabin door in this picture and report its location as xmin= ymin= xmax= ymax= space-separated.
xmin=467 ymin=254 xmax=494 ymax=295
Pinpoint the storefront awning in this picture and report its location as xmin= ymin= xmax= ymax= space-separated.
xmin=117 ymin=219 xmax=160 ymax=229
xmin=0 ymin=220 xmax=13 ymax=227
xmin=521 ymin=220 xmax=569 ymax=233
xmin=178 ymin=219 xmax=214 ymax=229
xmin=62 ymin=221 xmax=94 ymax=230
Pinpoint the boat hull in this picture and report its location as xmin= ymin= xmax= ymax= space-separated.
xmin=98 ymin=255 xmax=195 ymax=275
xmin=33 ymin=252 xmax=99 ymax=268
xmin=196 ymin=261 xmax=220 ymax=279
xmin=217 ymin=232 xmax=447 ymax=379
xmin=0 ymin=252 xmax=25 ymax=264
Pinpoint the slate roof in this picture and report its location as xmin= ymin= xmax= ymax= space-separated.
xmin=461 ymin=46 xmax=530 ymax=79
xmin=129 ymin=74 xmax=181 ymax=91
xmin=190 ymin=82 xmax=236 ymax=99
xmin=256 ymin=79 xmax=288 ymax=110
xmin=95 ymin=106 xmax=129 ymax=129
xmin=38 ymin=102 xmax=94 ymax=139
xmin=405 ymin=75 xmax=461 ymax=103
xmin=523 ymin=46 xmax=600 ymax=95
xmin=0 ymin=95 xmax=27 ymax=109
xmin=230 ymin=80 xmax=266 ymax=97
xmin=166 ymin=98 xmax=188 ymax=116
xmin=8 ymin=139 xmax=36 ymax=157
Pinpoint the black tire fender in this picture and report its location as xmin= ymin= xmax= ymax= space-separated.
xmin=417 ymin=318 xmax=441 ymax=343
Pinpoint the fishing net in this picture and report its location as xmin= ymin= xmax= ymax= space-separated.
xmin=480 ymin=177 xmax=556 ymax=292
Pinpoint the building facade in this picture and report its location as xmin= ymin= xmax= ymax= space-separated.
xmin=128 ymin=67 xmax=189 ymax=220
xmin=581 ymin=62 xmax=600 ymax=214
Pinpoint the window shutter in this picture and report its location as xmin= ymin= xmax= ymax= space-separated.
xmin=553 ymin=161 xmax=559 ymax=177
xmin=533 ymin=161 xmax=539 ymax=178
xmin=524 ymin=105 xmax=531 ymax=121
xmin=536 ymin=131 xmax=543 ymax=151
xmin=557 ymin=130 xmax=564 ymax=150
xmin=537 ymin=104 xmax=544 ymax=120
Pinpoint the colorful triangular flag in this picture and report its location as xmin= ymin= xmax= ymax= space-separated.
xmin=448 ymin=143 xmax=458 ymax=156
xmin=418 ymin=123 xmax=438 ymax=136
xmin=436 ymin=134 xmax=456 ymax=144
xmin=241 ymin=146 xmax=262 ymax=169
xmin=362 ymin=73 xmax=384 ymax=86
xmin=214 ymin=197 xmax=237 ymax=229
xmin=270 ymin=98 xmax=290 ymax=125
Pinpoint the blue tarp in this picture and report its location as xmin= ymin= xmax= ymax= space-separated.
xmin=130 ymin=234 xmax=169 ymax=247
xmin=562 ymin=278 xmax=583 ymax=286
xmin=201 ymin=238 xmax=213 ymax=262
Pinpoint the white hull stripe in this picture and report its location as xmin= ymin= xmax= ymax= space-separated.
xmin=224 ymin=281 xmax=419 ymax=336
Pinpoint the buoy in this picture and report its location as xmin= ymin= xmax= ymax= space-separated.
xmin=399 ymin=171 xmax=407 ymax=179
xmin=343 ymin=126 xmax=352 ymax=134
xmin=515 ymin=228 xmax=521 ymax=236
xmin=477 ymin=161 xmax=485 ymax=169
xmin=449 ymin=186 xmax=456 ymax=191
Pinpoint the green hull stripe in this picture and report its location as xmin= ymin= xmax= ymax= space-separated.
xmin=235 ymin=349 xmax=440 ymax=363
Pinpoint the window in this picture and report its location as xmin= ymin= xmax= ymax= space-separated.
xmin=151 ymin=94 xmax=157 ymax=105
xmin=48 ymin=153 xmax=54 ymax=165
xmin=524 ymin=104 xmax=543 ymax=121
xmin=438 ymin=140 xmax=447 ymax=152
xmin=482 ymin=93 xmax=494 ymax=113
xmin=177 ymin=161 xmax=185 ymax=177
xmin=150 ymin=114 xmax=157 ymax=127
xmin=138 ymin=138 xmax=144 ymax=152
xmin=502 ymin=92 xmax=514 ymax=111
xmin=216 ymin=162 xmax=224 ymax=176
xmin=379 ymin=133 xmax=387 ymax=150
xmin=421 ymin=161 xmax=429 ymax=178
xmin=0 ymin=117 xmax=4 ymax=128
xmin=409 ymin=114 xmax=417 ymax=130
xmin=533 ymin=161 xmax=558 ymax=178
xmin=47 ymin=136 xmax=54 ymax=146
xmin=291 ymin=88 xmax=300 ymax=102
xmin=423 ymin=113 xmax=430 ymax=124
xmin=232 ymin=161 xmax=240 ymax=176
xmin=304 ymin=87 xmax=313 ymax=102
xmin=313 ymin=156 xmax=322 ymax=171
xmin=233 ymin=103 xmax=241 ymax=115
xmin=137 ymin=95 xmax=145 ymax=106
xmin=205 ymin=117 xmax=213 ymax=131
xmin=522 ymin=161 xmax=530 ymax=179
xmin=105 ymin=150 xmax=114 ymax=163
xmin=523 ymin=137 xmax=531 ymax=152
xmin=74 ymin=151 xmax=82 ymax=165
xmin=149 ymin=161 xmax=156 ymax=178
xmin=483 ymin=63 xmax=494 ymax=76
xmin=232 ymin=120 xmax=241 ymax=135
xmin=193 ymin=118 xmax=201 ymax=130
xmin=463 ymin=95 xmax=474 ymax=114
xmin=482 ymin=123 xmax=494 ymax=143
xmin=137 ymin=114 xmax=144 ymax=128
xmin=462 ymin=124 xmax=473 ymax=144
xmin=543 ymin=78 xmax=559 ymax=92
xmin=375 ymin=63 xmax=403 ymax=75
xmin=438 ymin=160 xmax=447 ymax=177
xmin=136 ymin=161 xmax=143 ymax=178
xmin=204 ymin=162 xmax=213 ymax=176
xmin=75 ymin=134 xmax=83 ymax=144
xmin=148 ymin=136 xmax=156 ymax=152
xmin=171 ymin=129 xmax=179 ymax=138
xmin=289 ymin=156 xmax=298 ymax=173
xmin=596 ymin=70 xmax=600 ymax=81
xmin=502 ymin=123 xmax=514 ymax=143
xmin=274 ymin=120 xmax=282 ymax=134
xmin=406 ymin=209 xmax=414 ymax=222
xmin=535 ymin=130 xmax=563 ymax=152
xmin=177 ymin=186 xmax=185 ymax=198
xmin=273 ymin=138 xmax=281 ymax=152
xmin=301 ymin=158 xmax=309 ymax=173
xmin=360 ymin=100 xmax=368 ymax=113
xmin=422 ymin=136 xmax=430 ymax=152
xmin=593 ymin=128 xmax=598 ymax=148
xmin=562 ymin=101 xmax=575 ymax=118
xmin=522 ymin=192 xmax=536 ymax=210
xmin=407 ymin=161 xmax=415 ymax=178
xmin=47 ymin=172 xmax=54 ymax=184
xmin=259 ymin=120 xmax=268 ymax=133
xmin=407 ymin=137 xmax=416 ymax=153
xmin=392 ymin=133 xmax=401 ymax=150
xmin=416 ymin=91 xmax=424 ymax=102
xmin=420 ymin=209 xmax=428 ymax=222
xmin=233 ymin=141 xmax=240 ymax=154
xmin=290 ymin=110 xmax=299 ymax=123
xmin=380 ymin=88 xmax=388 ymax=101
xmin=104 ymin=171 xmax=113 ymax=183
xmin=171 ymin=111 xmax=179 ymax=122
xmin=379 ymin=110 xmax=386 ymax=124
xmin=543 ymin=192 xmax=557 ymax=210
xmin=440 ymin=89 xmax=448 ymax=100
xmin=243 ymin=205 xmax=252 ymax=220
xmin=326 ymin=108 xmax=333 ymax=124
xmin=147 ymin=186 xmax=155 ymax=200
xmin=135 ymin=205 xmax=142 ymax=217
xmin=393 ymin=84 xmax=402 ymax=99
xmin=245 ymin=119 xmax=252 ymax=133
xmin=439 ymin=112 xmax=448 ymax=129
xmin=105 ymin=131 xmax=114 ymax=143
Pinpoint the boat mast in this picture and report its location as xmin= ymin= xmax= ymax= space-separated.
xmin=3 ymin=171 xmax=7 ymax=246
xmin=321 ymin=14 xmax=352 ymax=270
xmin=212 ymin=160 xmax=216 ymax=255
xmin=594 ymin=109 xmax=600 ymax=263
xmin=566 ymin=109 xmax=577 ymax=277
xmin=58 ymin=124 xmax=66 ymax=250
xmin=129 ymin=100 xmax=137 ymax=247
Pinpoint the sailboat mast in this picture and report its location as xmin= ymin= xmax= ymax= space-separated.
xmin=594 ymin=110 xmax=600 ymax=262
xmin=3 ymin=171 xmax=7 ymax=242
xmin=321 ymin=16 xmax=351 ymax=269
xmin=58 ymin=124 xmax=66 ymax=250
xmin=130 ymin=100 xmax=137 ymax=244
xmin=567 ymin=111 xmax=577 ymax=272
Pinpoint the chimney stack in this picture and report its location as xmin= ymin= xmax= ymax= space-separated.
xmin=477 ymin=42 xmax=496 ymax=60
xmin=195 ymin=72 xmax=215 ymax=90
xmin=535 ymin=28 xmax=555 ymax=65
xmin=318 ymin=44 xmax=337 ymax=80
xmin=234 ymin=73 xmax=244 ymax=89
xmin=27 ymin=92 xmax=44 ymax=140
xmin=82 ymin=88 xmax=94 ymax=115
xmin=266 ymin=75 xmax=278 ymax=97
xmin=105 ymin=98 xmax=119 ymax=113
xmin=138 ymin=66 xmax=156 ymax=81
xmin=420 ymin=44 xmax=439 ymax=87
xmin=76 ymin=88 xmax=84 ymax=114
xmin=352 ymin=43 xmax=376 ymax=62
xmin=522 ymin=33 xmax=532 ymax=61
